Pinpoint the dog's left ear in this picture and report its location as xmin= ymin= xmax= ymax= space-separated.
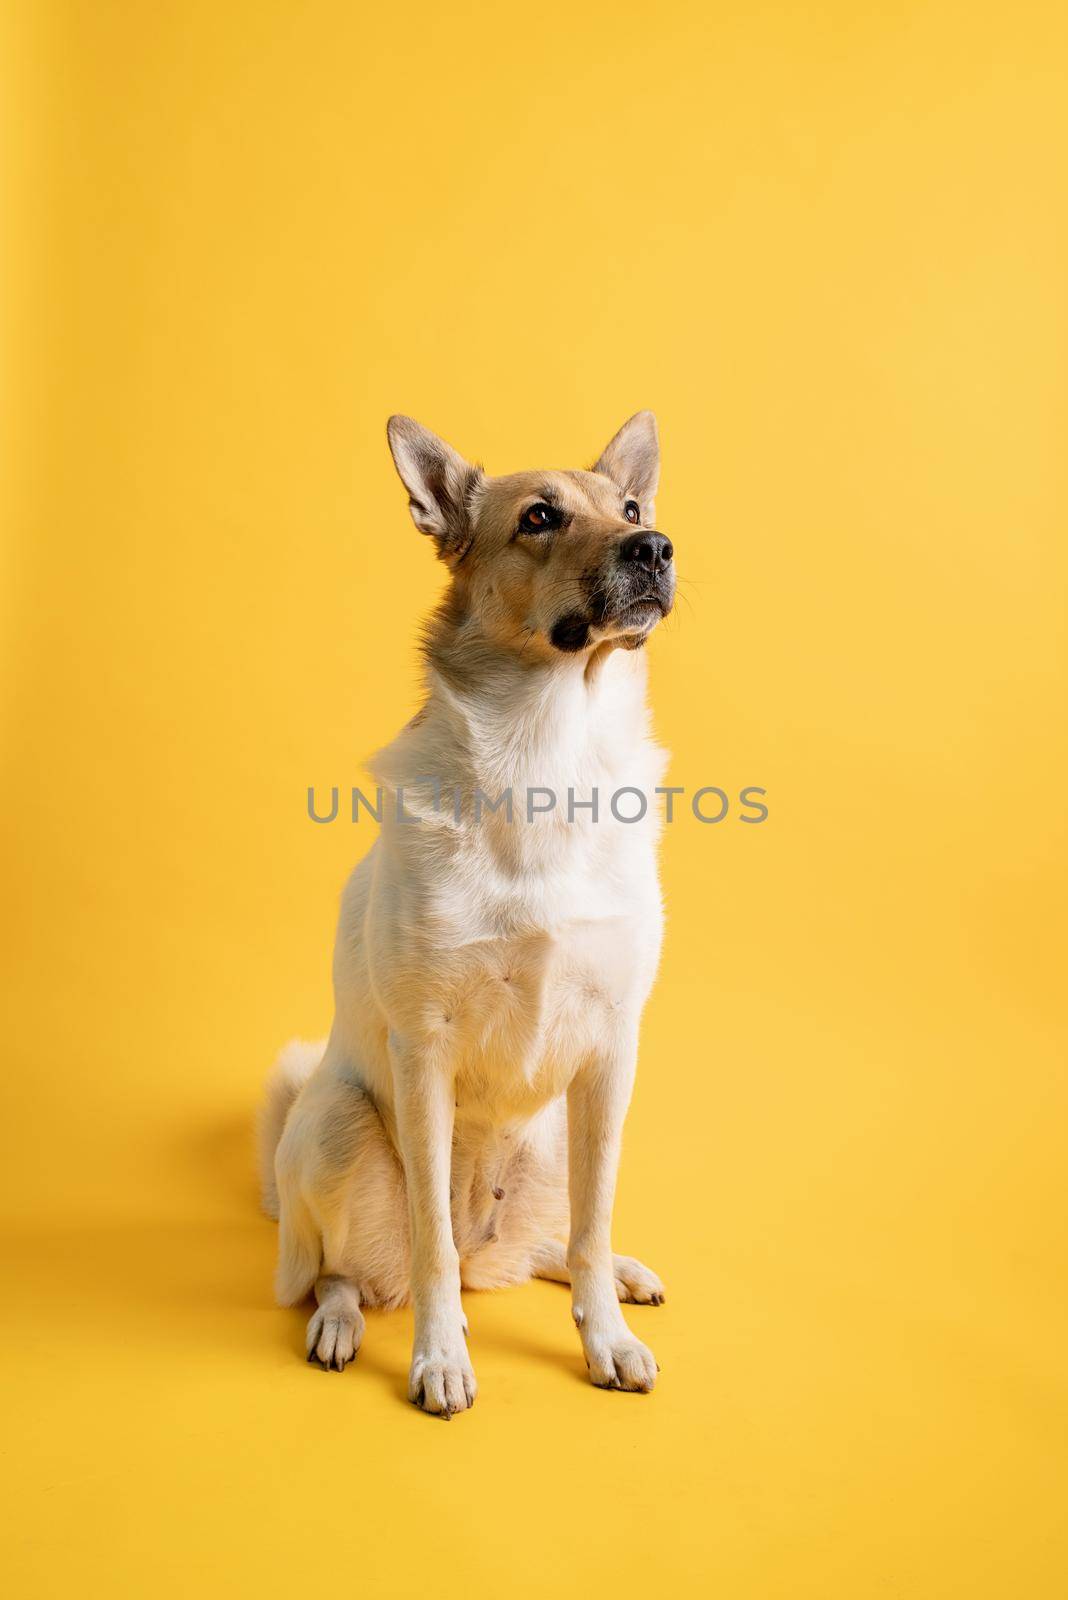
xmin=593 ymin=411 xmax=660 ymax=510
xmin=386 ymin=415 xmax=481 ymax=561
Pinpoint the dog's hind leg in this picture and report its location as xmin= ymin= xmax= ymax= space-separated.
xmin=531 ymin=1240 xmax=666 ymax=1306
xmin=274 ymin=1182 xmax=322 ymax=1306
xmin=306 ymin=1274 xmax=365 ymax=1371
xmin=276 ymin=1057 xmax=412 ymax=1360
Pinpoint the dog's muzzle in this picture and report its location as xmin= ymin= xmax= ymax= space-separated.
xmin=611 ymin=529 xmax=675 ymax=623
xmin=549 ymin=531 xmax=676 ymax=652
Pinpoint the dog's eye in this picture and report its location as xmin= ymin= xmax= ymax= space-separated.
xmin=520 ymin=503 xmax=556 ymax=533
xmin=624 ymin=500 xmax=641 ymax=524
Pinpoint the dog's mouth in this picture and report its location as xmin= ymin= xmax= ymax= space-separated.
xmin=598 ymin=571 xmax=675 ymax=633
xmin=614 ymin=592 xmax=668 ymax=618
xmin=549 ymin=586 xmax=673 ymax=654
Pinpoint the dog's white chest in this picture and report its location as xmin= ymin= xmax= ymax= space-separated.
xmin=440 ymin=827 xmax=661 ymax=1122
xmin=353 ymin=644 xmax=668 ymax=1127
xmin=446 ymin=919 xmax=625 ymax=1119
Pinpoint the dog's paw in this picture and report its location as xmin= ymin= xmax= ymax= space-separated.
xmin=613 ymin=1254 xmax=666 ymax=1306
xmin=408 ymin=1340 xmax=477 ymax=1418
xmin=583 ymin=1330 xmax=658 ymax=1393
xmin=305 ymin=1303 xmax=364 ymax=1371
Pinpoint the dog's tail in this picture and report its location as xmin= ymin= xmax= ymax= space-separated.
xmin=257 ymin=1038 xmax=323 ymax=1220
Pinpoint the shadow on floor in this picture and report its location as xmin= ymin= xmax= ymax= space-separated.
xmin=2 ymin=1111 xmax=597 ymax=1401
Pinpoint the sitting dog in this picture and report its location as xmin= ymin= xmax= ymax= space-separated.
xmin=259 ymin=411 xmax=676 ymax=1416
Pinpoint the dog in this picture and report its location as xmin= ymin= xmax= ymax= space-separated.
xmin=259 ymin=411 xmax=676 ymax=1416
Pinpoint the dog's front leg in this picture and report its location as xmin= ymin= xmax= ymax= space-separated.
xmin=567 ymin=1041 xmax=658 ymax=1393
xmin=390 ymin=1035 xmax=476 ymax=1417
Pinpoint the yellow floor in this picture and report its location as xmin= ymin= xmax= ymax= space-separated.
xmin=3 ymin=982 xmax=1065 ymax=1596
xmin=4 ymin=1 xmax=1067 ymax=1594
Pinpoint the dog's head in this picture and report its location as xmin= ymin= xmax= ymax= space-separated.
xmin=386 ymin=413 xmax=675 ymax=663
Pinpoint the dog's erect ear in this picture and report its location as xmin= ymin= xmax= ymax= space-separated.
xmin=593 ymin=411 xmax=660 ymax=509
xmin=386 ymin=415 xmax=481 ymax=559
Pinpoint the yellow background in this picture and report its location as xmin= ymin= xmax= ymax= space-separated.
xmin=3 ymin=2 xmax=1067 ymax=1594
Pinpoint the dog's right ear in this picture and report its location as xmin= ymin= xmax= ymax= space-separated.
xmin=386 ymin=416 xmax=481 ymax=560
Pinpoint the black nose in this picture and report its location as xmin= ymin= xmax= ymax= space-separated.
xmin=619 ymin=530 xmax=674 ymax=574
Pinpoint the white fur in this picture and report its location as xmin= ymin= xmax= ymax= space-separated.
xmin=256 ymin=1039 xmax=321 ymax=1218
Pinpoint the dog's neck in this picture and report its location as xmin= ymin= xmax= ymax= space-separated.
xmin=371 ymin=611 xmax=658 ymax=810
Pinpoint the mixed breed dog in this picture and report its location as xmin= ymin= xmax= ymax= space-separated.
xmin=260 ymin=412 xmax=676 ymax=1416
